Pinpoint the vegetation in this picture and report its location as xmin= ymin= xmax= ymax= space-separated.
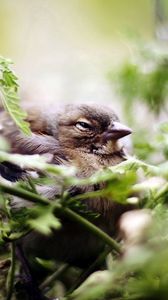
xmin=0 ymin=54 xmax=168 ymax=300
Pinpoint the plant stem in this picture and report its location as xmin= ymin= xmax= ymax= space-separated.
xmin=40 ymin=263 xmax=69 ymax=291
xmin=154 ymin=183 xmax=168 ymax=201
xmin=61 ymin=207 xmax=121 ymax=253
xmin=67 ymin=247 xmax=111 ymax=295
xmin=6 ymin=242 xmax=16 ymax=300
xmin=0 ymin=183 xmax=50 ymax=205
xmin=0 ymin=182 xmax=121 ymax=254
xmin=27 ymin=177 xmax=38 ymax=193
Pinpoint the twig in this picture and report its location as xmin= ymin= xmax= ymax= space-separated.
xmin=40 ymin=263 xmax=69 ymax=291
xmin=61 ymin=207 xmax=121 ymax=254
xmin=6 ymin=241 xmax=16 ymax=300
xmin=0 ymin=183 xmax=50 ymax=205
xmin=66 ymin=247 xmax=112 ymax=295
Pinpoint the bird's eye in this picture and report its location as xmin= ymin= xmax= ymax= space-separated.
xmin=75 ymin=121 xmax=92 ymax=131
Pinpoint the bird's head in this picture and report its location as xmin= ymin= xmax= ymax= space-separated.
xmin=50 ymin=104 xmax=132 ymax=157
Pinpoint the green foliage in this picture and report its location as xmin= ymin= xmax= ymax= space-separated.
xmin=28 ymin=205 xmax=61 ymax=235
xmin=0 ymin=56 xmax=31 ymax=135
xmin=108 ymin=43 xmax=168 ymax=163
xmin=0 ymin=148 xmax=167 ymax=299
xmin=109 ymin=44 xmax=168 ymax=117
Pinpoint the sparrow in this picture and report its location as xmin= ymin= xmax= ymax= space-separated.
xmin=0 ymin=103 xmax=132 ymax=268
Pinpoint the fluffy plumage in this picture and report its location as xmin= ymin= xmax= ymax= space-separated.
xmin=0 ymin=103 xmax=132 ymax=267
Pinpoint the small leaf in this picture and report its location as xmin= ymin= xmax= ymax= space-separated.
xmin=28 ymin=206 xmax=61 ymax=235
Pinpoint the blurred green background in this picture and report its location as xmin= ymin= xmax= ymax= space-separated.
xmin=0 ymin=2 xmax=164 ymax=99
xmin=0 ymin=0 xmax=168 ymax=124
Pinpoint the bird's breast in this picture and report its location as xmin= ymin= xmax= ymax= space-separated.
xmin=65 ymin=148 xmax=126 ymax=178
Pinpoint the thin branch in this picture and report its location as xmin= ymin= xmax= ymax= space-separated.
xmin=61 ymin=207 xmax=121 ymax=253
xmin=6 ymin=242 xmax=16 ymax=300
xmin=67 ymin=247 xmax=112 ymax=295
xmin=0 ymin=183 xmax=50 ymax=205
xmin=40 ymin=263 xmax=69 ymax=291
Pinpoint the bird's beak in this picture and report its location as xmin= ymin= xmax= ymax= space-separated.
xmin=103 ymin=121 xmax=132 ymax=141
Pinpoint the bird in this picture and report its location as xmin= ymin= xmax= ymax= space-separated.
xmin=0 ymin=103 xmax=132 ymax=269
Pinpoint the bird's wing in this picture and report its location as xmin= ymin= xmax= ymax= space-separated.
xmin=0 ymin=110 xmax=67 ymax=181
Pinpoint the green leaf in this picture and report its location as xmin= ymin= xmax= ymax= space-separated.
xmin=0 ymin=56 xmax=31 ymax=135
xmin=28 ymin=206 xmax=61 ymax=235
